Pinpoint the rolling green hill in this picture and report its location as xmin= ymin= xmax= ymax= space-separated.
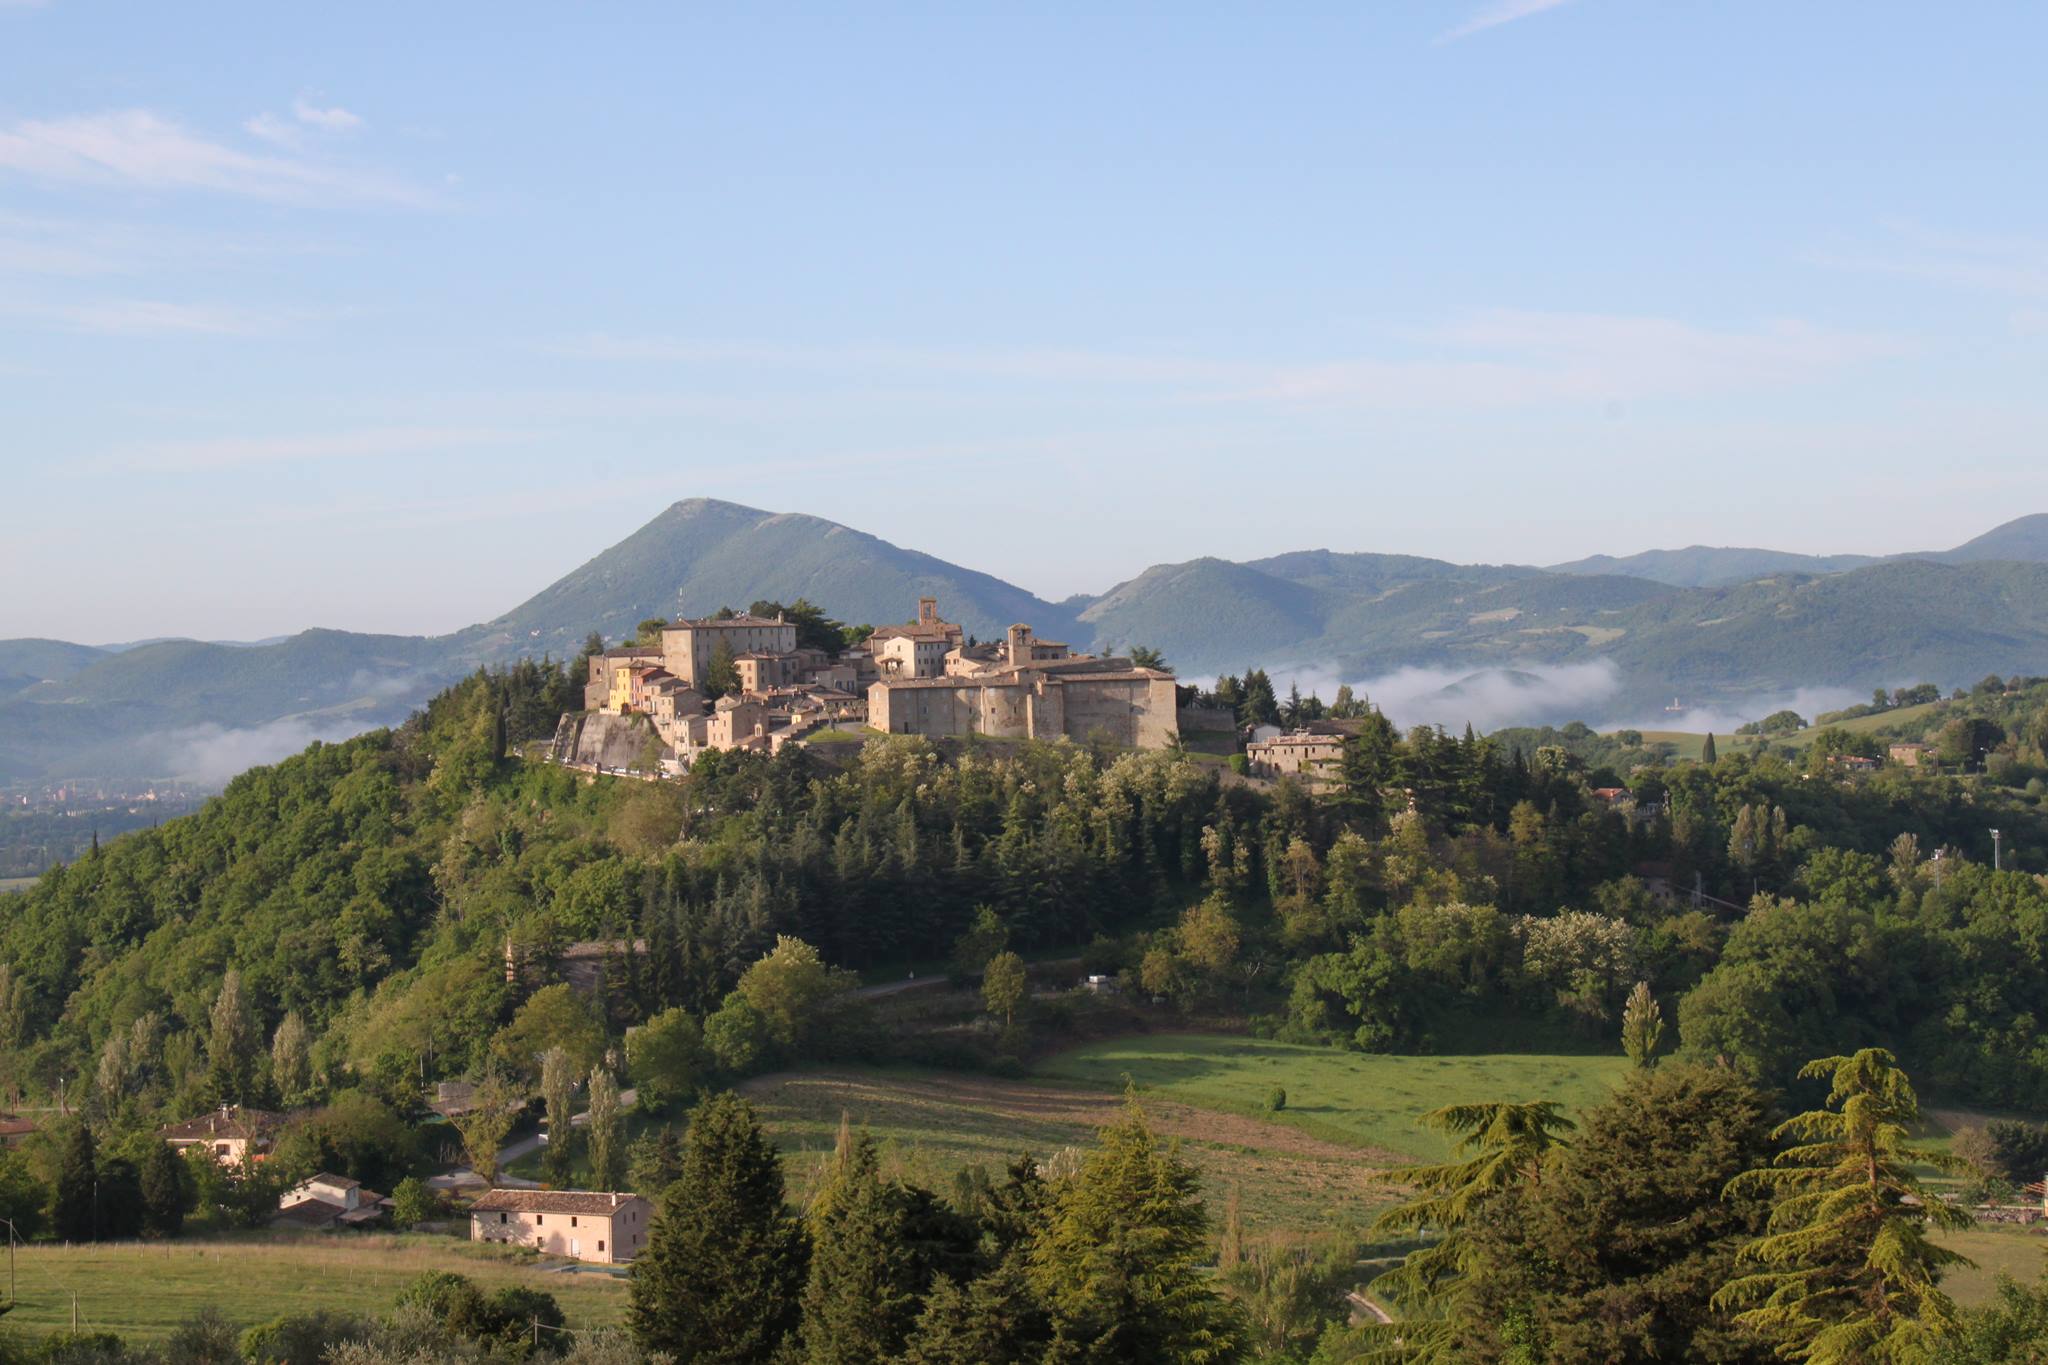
xmin=0 ymin=637 xmax=108 ymax=696
xmin=1547 ymin=544 xmax=1881 ymax=588
xmin=1547 ymin=513 xmax=2048 ymax=587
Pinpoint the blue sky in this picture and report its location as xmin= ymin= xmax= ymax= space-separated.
xmin=2 ymin=1 xmax=2044 ymax=642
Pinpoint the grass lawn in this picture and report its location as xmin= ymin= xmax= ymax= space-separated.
xmin=801 ymin=726 xmax=871 ymax=745
xmin=0 ymin=876 xmax=38 ymax=895
xmin=0 ymin=1233 xmax=629 ymax=1343
xmin=1935 ymin=1226 xmax=2048 ymax=1307
xmin=1035 ymin=1032 xmax=1631 ymax=1160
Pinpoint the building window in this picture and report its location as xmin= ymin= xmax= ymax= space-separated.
xmin=536 ymin=1215 xmax=544 ymax=1225
xmin=571 ymin=1216 xmax=578 ymax=1227
xmin=598 ymin=1240 xmax=605 ymax=1252
xmin=499 ymin=1213 xmax=507 ymax=1224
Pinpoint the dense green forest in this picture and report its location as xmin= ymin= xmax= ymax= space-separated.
xmin=7 ymin=662 xmax=2048 ymax=1359
xmin=7 ymin=661 xmax=2048 ymax=1114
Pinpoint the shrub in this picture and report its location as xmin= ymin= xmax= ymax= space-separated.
xmin=243 ymin=1310 xmax=378 ymax=1364
xmin=1266 ymin=1086 xmax=1287 ymax=1113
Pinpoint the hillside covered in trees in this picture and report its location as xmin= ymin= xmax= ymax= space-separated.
xmin=5 ymin=665 xmax=2048 ymax=1359
xmin=6 ymin=661 xmax=2048 ymax=1118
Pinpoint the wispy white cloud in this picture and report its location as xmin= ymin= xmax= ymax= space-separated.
xmin=1439 ymin=0 xmax=1580 ymax=42
xmin=246 ymin=96 xmax=367 ymax=149
xmin=241 ymin=111 xmax=301 ymax=149
xmin=106 ymin=425 xmax=521 ymax=473
xmin=565 ymin=310 xmax=1903 ymax=411
xmin=0 ymin=109 xmax=429 ymax=206
xmin=25 ymin=298 xmax=280 ymax=336
xmin=291 ymin=97 xmax=363 ymax=132
xmin=1812 ymin=224 xmax=2048 ymax=303
xmin=555 ymin=333 xmax=1234 ymax=385
xmin=1255 ymin=311 xmax=1905 ymax=406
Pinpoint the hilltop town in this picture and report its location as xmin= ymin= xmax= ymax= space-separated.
xmin=552 ymin=596 xmax=1186 ymax=771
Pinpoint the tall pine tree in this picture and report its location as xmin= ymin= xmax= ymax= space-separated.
xmin=799 ymin=1122 xmax=926 ymax=1363
xmin=629 ymin=1092 xmax=808 ymax=1362
xmin=1028 ymin=1100 xmax=1244 ymax=1363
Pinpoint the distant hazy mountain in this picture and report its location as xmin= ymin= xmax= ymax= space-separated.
xmin=0 ymin=639 xmax=107 ymax=696
xmin=1545 ymin=513 xmax=2048 ymax=587
xmin=462 ymin=497 xmax=1080 ymax=660
xmin=1940 ymin=512 xmax=2048 ymax=564
xmin=6 ymin=503 xmax=2048 ymax=785
xmin=0 ymin=498 xmax=1079 ymax=783
xmin=1547 ymin=545 xmax=1882 ymax=588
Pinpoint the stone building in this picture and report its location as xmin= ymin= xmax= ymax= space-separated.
xmin=866 ymin=596 xmax=965 ymax=679
xmin=470 ymin=1189 xmax=654 ymax=1264
xmin=1246 ymin=730 xmax=1347 ymax=785
xmin=161 ymin=1105 xmax=284 ymax=1166
xmin=659 ymin=613 xmax=799 ymax=689
xmin=868 ymin=620 xmax=1178 ymax=749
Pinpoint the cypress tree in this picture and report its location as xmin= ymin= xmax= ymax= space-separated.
xmin=799 ymin=1125 xmax=925 ymax=1363
xmin=53 ymin=1122 xmax=97 ymax=1242
xmin=1701 ymin=732 xmax=1718 ymax=764
xmin=141 ymin=1140 xmax=186 ymax=1237
xmin=629 ymin=1092 xmax=807 ymax=1362
xmin=96 ymin=1156 xmax=145 ymax=1241
xmin=1621 ymin=981 xmax=1664 ymax=1069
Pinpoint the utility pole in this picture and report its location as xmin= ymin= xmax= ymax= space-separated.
xmin=1992 ymin=828 xmax=2003 ymax=872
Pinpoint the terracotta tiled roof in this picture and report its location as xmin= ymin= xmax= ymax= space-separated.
xmin=274 ymin=1198 xmax=347 ymax=1227
xmin=160 ymin=1105 xmax=284 ymax=1141
xmin=471 ymin=1189 xmax=646 ymax=1215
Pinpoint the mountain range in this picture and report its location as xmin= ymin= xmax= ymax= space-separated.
xmin=5 ymin=500 xmax=2048 ymax=785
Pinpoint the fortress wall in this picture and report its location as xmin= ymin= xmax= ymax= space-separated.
xmin=556 ymin=711 xmax=658 ymax=769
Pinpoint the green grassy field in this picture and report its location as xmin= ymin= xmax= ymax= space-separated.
xmin=0 ymin=876 xmax=37 ymax=895
xmin=1935 ymin=1226 xmax=2048 ymax=1307
xmin=1627 ymin=699 xmax=1946 ymax=760
xmin=1036 ymin=1032 xmax=1631 ymax=1160
xmin=743 ymin=1060 xmax=1401 ymax=1237
xmin=0 ymin=1233 xmax=628 ymax=1343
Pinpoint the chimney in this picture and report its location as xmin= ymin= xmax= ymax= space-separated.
xmin=611 ymin=1192 xmax=620 ymax=1207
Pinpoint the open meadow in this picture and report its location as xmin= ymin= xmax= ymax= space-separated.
xmin=1037 ymin=1032 xmax=1632 ymax=1159
xmin=743 ymin=1064 xmax=1394 ymax=1237
xmin=740 ymin=1031 xmax=1630 ymax=1238
xmin=1933 ymin=1226 xmax=2048 ymax=1307
xmin=0 ymin=1234 xmax=628 ymax=1344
